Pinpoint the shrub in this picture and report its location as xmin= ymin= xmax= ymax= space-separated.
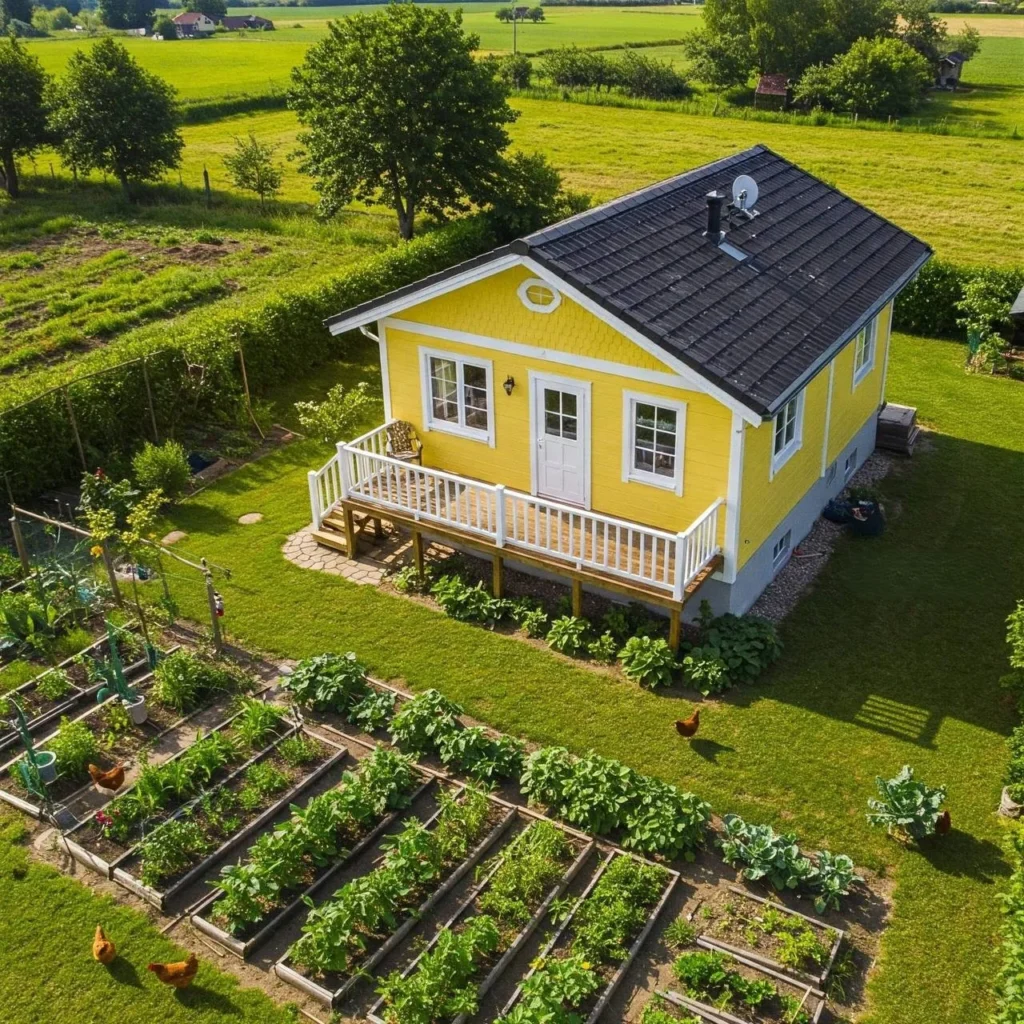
xmin=1008 ymin=601 xmax=1024 ymax=671
xmin=546 ymin=615 xmax=589 ymax=656
xmin=497 ymin=52 xmax=532 ymax=89
xmin=602 ymin=601 xmax=660 ymax=644
xmin=391 ymin=564 xmax=433 ymax=594
xmin=994 ymin=824 xmax=1024 ymax=1023
xmin=131 ymin=440 xmax=190 ymax=499
xmin=867 ymin=764 xmax=947 ymax=840
xmin=152 ymin=14 xmax=176 ymax=38
xmin=293 ymin=381 xmax=377 ymax=444
xmin=618 ymin=636 xmax=676 ymax=689
xmin=283 ymin=652 xmax=369 ymax=713
xmin=389 ymin=688 xmax=462 ymax=754
xmin=700 ymin=614 xmax=782 ymax=684
xmin=431 ymin=574 xmax=505 ymax=625
xmin=520 ymin=607 xmax=549 ymax=639
xmin=681 ymin=646 xmax=730 ymax=695
xmin=587 ymin=631 xmax=618 ymax=663
xmin=616 ymin=49 xmax=689 ymax=100
xmin=49 ymin=716 xmax=99 ymax=779
xmin=539 ymin=45 xmax=615 ymax=90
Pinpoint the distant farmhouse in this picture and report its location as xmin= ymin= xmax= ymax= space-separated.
xmin=171 ymin=11 xmax=216 ymax=37
xmin=221 ymin=14 xmax=275 ymax=30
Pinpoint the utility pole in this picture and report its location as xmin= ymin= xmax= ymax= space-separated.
xmin=513 ymin=9 xmax=517 ymax=55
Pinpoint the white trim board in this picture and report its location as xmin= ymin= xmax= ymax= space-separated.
xmin=720 ymin=411 xmax=746 ymax=584
xmin=820 ymin=359 xmax=835 ymax=477
xmin=384 ymin=318 xmax=697 ymax=394
xmin=377 ymin=319 xmax=393 ymax=422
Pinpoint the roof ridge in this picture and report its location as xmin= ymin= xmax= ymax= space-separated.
xmin=511 ymin=145 xmax=768 ymax=254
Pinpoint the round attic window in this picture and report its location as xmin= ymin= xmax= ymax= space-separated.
xmin=518 ymin=278 xmax=561 ymax=313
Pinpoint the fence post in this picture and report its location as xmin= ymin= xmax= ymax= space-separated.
xmin=308 ymin=470 xmax=321 ymax=530
xmin=337 ymin=442 xmax=351 ymax=499
xmin=202 ymin=559 xmax=223 ymax=654
xmin=9 ymin=513 xmax=30 ymax=577
xmin=673 ymin=531 xmax=687 ymax=602
xmin=494 ymin=484 xmax=506 ymax=547
xmin=100 ymin=541 xmax=124 ymax=608
xmin=63 ymin=387 xmax=87 ymax=472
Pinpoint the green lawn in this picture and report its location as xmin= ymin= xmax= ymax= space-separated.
xmin=149 ymin=333 xmax=1024 ymax=1024
xmin=0 ymin=814 xmax=297 ymax=1024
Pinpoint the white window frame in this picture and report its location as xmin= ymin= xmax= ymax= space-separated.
xmin=772 ymin=529 xmax=792 ymax=570
xmin=844 ymin=447 xmax=858 ymax=481
xmin=770 ymin=391 xmax=803 ymax=479
xmin=852 ymin=317 xmax=877 ymax=389
xmin=517 ymin=277 xmax=561 ymax=314
xmin=418 ymin=346 xmax=495 ymax=447
xmin=621 ymin=390 xmax=686 ymax=496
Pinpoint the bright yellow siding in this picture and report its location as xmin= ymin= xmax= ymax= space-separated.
xmin=383 ymin=265 xmax=732 ymax=539
xmin=737 ymin=369 xmax=829 ymax=569
xmin=827 ymin=302 xmax=891 ymax=463
xmin=399 ymin=266 xmax=670 ymax=373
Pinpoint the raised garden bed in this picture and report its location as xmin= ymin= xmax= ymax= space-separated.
xmin=365 ymin=814 xmax=595 ymax=1024
xmin=273 ymin=786 xmax=516 ymax=1009
xmin=62 ymin=722 xmax=338 ymax=910
xmin=692 ymin=886 xmax=843 ymax=988
xmin=500 ymin=850 xmax=678 ymax=1024
xmin=0 ymin=625 xmax=144 ymax=755
xmin=191 ymin=747 xmax=431 ymax=958
xmin=665 ymin=942 xmax=826 ymax=1024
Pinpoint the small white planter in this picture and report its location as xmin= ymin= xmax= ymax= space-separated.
xmin=1000 ymin=786 xmax=1022 ymax=819
xmin=34 ymin=751 xmax=57 ymax=784
xmin=125 ymin=695 xmax=148 ymax=726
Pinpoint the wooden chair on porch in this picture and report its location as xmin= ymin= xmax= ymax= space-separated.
xmin=386 ymin=421 xmax=422 ymax=464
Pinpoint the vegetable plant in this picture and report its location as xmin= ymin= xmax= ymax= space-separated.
xmin=720 ymin=815 xmax=816 ymax=891
xmin=152 ymin=649 xmax=236 ymax=711
xmin=811 ymin=850 xmax=861 ymax=913
xmin=278 ymin=734 xmax=321 ymax=767
xmin=49 ymin=716 xmax=99 ymax=779
xmin=389 ymin=688 xmax=463 ymax=754
xmin=673 ymin=950 xmax=777 ymax=1009
xmin=137 ymin=815 xmax=213 ymax=888
xmin=237 ymin=761 xmax=289 ymax=812
xmin=618 ymin=635 xmax=676 ymax=688
xmin=347 ymin=688 xmax=396 ymax=732
xmin=502 ymin=954 xmax=600 ymax=1023
xmin=283 ymin=652 xmax=369 ymax=713
xmin=438 ymin=725 xmax=525 ymax=784
xmin=621 ymin=776 xmax=711 ymax=860
xmin=546 ymin=616 xmax=589 ymax=656
xmin=233 ymin=697 xmax=286 ymax=749
xmin=36 ymin=669 xmax=72 ymax=702
xmin=866 ymin=764 xmax=947 ymax=840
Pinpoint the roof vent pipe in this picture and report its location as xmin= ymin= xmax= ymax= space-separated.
xmin=704 ymin=190 xmax=725 ymax=242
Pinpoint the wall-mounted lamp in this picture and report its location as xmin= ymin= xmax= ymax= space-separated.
xmin=503 ymin=375 xmax=516 ymax=397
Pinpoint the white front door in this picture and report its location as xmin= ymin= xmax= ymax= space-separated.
xmin=532 ymin=375 xmax=589 ymax=507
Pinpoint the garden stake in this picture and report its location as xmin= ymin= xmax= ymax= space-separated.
xmin=9 ymin=513 xmax=31 ymax=577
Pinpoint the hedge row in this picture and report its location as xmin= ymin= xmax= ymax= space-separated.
xmin=0 ymin=217 xmax=497 ymax=501
xmin=893 ymin=258 xmax=1024 ymax=339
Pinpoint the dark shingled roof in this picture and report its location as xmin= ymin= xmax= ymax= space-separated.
xmin=325 ymin=146 xmax=931 ymax=417
xmin=756 ymin=74 xmax=790 ymax=96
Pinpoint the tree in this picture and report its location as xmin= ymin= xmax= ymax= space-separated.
xmin=223 ymin=133 xmax=283 ymax=211
xmin=97 ymin=0 xmax=153 ymax=30
xmin=527 ymin=6 xmax=544 ymax=22
xmin=495 ymin=5 xmax=513 ymax=21
xmin=539 ymin=45 xmax=615 ymax=91
xmin=152 ymin=12 xmax=176 ymax=37
xmin=183 ymin=0 xmax=225 ymax=21
xmin=289 ymin=3 xmax=516 ymax=239
xmin=898 ymin=0 xmax=948 ymax=64
xmin=498 ymin=53 xmax=532 ymax=90
xmin=796 ymin=36 xmax=931 ymax=117
xmin=681 ymin=27 xmax=752 ymax=89
xmin=0 ymin=0 xmax=34 ymax=26
xmin=0 ymin=36 xmax=50 ymax=198
xmin=48 ymin=38 xmax=183 ymax=199
xmin=483 ymin=151 xmax=590 ymax=240
xmin=949 ymin=22 xmax=982 ymax=60
xmin=616 ymin=49 xmax=690 ymax=100
xmin=746 ymin=0 xmax=830 ymax=75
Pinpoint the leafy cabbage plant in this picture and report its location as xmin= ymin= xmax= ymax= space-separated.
xmin=867 ymin=764 xmax=947 ymax=840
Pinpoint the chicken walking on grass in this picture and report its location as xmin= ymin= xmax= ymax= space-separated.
xmin=92 ymin=925 xmax=116 ymax=965
xmin=675 ymin=709 xmax=700 ymax=738
xmin=148 ymin=953 xmax=199 ymax=989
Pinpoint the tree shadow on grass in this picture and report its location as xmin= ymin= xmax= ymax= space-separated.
xmin=106 ymin=957 xmax=143 ymax=988
xmin=173 ymin=983 xmax=240 ymax=1014
xmin=918 ymin=827 xmax=1009 ymax=885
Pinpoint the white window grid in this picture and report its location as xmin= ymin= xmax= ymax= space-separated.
xmin=772 ymin=529 xmax=792 ymax=570
xmin=770 ymin=392 xmax=803 ymax=478
xmin=621 ymin=391 xmax=686 ymax=495
xmin=420 ymin=348 xmax=494 ymax=445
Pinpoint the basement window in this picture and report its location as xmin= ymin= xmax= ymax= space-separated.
xmin=772 ymin=530 xmax=792 ymax=570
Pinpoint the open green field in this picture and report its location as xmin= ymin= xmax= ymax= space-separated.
xmin=151 ymin=98 xmax=1023 ymax=265
xmin=144 ymin=330 xmax=1023 ymax=1024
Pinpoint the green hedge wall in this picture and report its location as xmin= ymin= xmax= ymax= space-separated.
xmin=0 ymin=217 xmax=497 ymax=501
xmin=893 ymin=258 xmax=1024 ymax=339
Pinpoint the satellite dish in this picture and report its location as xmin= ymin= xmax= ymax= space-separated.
xmin=732 ymin=174 xmax=759 ymax=212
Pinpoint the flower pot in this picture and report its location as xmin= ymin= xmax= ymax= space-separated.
xmin=1000 ymin=786 xmax=1022 ymax=819
xmin=125 ymin=695 xmax=148 ymax=726
xmin=34 ymin=751 xmax=57 ymax=784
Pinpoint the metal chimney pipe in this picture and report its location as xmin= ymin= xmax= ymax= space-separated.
xmin=705 ymin=190 xmax=725 ymax=241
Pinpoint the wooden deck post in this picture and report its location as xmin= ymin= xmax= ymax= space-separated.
xmin=343 ymin=503 xmax=358 ymax=559
xmin=492 ymin=554 xmax=504 ymax=597
xmin=669 ymin=607 xmax=682 ymax=653
xmin=411 ymin=529 xmax=424 ymax=574
xmin=571 ymin=578 xmax=583 ymax=618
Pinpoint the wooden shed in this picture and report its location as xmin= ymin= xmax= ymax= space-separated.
xmin=754 ymin=74 xmax=789 ymax=111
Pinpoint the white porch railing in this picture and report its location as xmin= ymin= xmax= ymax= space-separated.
xmin=309 ymin=422 xmax=725 ymax=599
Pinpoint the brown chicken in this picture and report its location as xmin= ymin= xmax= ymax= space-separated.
xmin=148 ymin=953 xmax=199 ymax=989
xmin=675 ymin=709 xmax=700 ymax=738
xmin=935 ymin=810 xmax=952 ymax=835
xmin=92 ymin=925 xmax=116 ymax=965
xmin=88 ymin=763 xmax=125 ymax=792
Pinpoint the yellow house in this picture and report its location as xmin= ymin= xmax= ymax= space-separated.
xmin=308 ymin=146 xmax=931 ymax=645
